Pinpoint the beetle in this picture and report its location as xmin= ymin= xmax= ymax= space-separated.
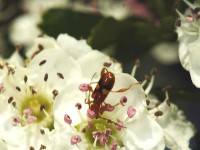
xmin=84 ymin=68 xmax=138 ymax=117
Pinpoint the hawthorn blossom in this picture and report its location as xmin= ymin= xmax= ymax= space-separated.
xmin=0 ymin=48 xmax=82 ymax=149
xmin=132 ymin=61 xmax=195 ymax=150
xmin=53 ymin=69 xmax=165 ymax=149
xmin=176 ymin=0 xmax=200 ymax=87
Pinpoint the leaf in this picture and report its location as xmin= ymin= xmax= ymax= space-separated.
xmin=39 ymin=8 xmax=103 ymax=39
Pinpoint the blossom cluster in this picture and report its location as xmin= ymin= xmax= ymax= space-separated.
xmin=0 ymin=34 xmax=195 ymax=149
xmin=176 ymin=0 xmax=200 ymax=88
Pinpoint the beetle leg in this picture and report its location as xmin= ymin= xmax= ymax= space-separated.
xmin=111 ymin=82 xmax=140 ymax=92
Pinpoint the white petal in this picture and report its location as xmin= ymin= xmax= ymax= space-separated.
xmin=54 ymin=80 xmax=88 ymax=128
xmin=104 ymin=73 xmax=146 ymax=120
xmin=77 ymin=50 xmax=122 ymax=78
xmin=57 ymin=34 xmax=92 ymax=59
xmin=28 ymin=48 xmax=82 ymax=90
xmin=0 ymin=140 xmax=7 ymax=150
xmin=123 ymin=115 xmax=165 ymax=150
xmin=188 ymin=38 xmax=200 ymax=87
xmin=149 ymin=101 xmax=195 ymax=150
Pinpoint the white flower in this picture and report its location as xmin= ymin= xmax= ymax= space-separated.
xmin=0 ymin=48 xmax=82 ymax=149
xmin=9 ymin=0 xmax=67 ymax=47
xmin=176 ymin=0 xmax=200 ymax=87
xmin=134 ymin=63 xmax=196 ymax=150
xmin=53 ymin=67 xmax=165 ymax=149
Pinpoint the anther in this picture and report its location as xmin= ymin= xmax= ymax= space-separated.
xmin=57 ymin=73 xmax=64 ymax=79
xmin=70 ymin=135 xmax=82 ymax=145
xmin=29 ymin=146 xmax=35 ymax=150
xmin=154 ymin=111 xmax=163 ymax=117
xmin=82 ymin=128 xmax=86 ymax=133
xmin=175 ymin=19 xmax=181 ymax=27
xmin=127 ymin=106 xmax=136 ymax=118
xmin=166 ymin=100 xmax=171 ymax=106
xmin=52 ymin=89 xmax=58 ymax=98
xmin=24 ymin=75 xmax=28 ymax=83
xmin=40 ymin=129 xmax=45 ymax=135
xmin=75 ymin=103 xmax=82 ymax=109
xmin=11 ymin=116 xmax=21 ymax=126
xmin=23 ymin=108 xmax=33 ymax=117
xmin=44 ymin=73 xmax=48 ymax=82
xmin=87 ymin=109 xmax=96 ymax=119
xmin=78 ymin=83 xmax=91 ymax=92
xmin=64 ymin=114 xmax=72 ymax=125
xmin=38 ymin=44 xmax=44 ymax=51
xmin=146 ymin=99 xmax=150 ymax=105
xmin=39 ymin=60 xmax=46 ymax=66
xmin=120 ymin=96 xmax=127 ymax=106
xmin=8 ymin=97 xmax=13 ymax=103
xmin=16 ymin=86 xmax=21 ymax=92
xmin=27 ymin=115 xmax=37 ymax=124
xmin=29 ymin=86 xmax=37 ymax=95
xmin=115 ymin=121 xmax=124 ymax=131
xmin=40 ymin=104 xmax=45 ymax=111
xmin=12 ymin=102 xmax=16 ymax=107
xmin=103 ymin=62 xmax=112 ymax=67
xmin=39 ymin=144 xmax=46 ymax=150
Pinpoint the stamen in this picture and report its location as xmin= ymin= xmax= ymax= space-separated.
xmin=127 ymin=106 xmax=136 ymax=118
xmin=131 ymin=59 xmax=140 ymax=77
xmin=103 ymin=62 xmax=112 ymax=67
xmin=75 ymin=103 xmax=82 ymax=109
xmin=70 ymin=135 xmax=82 ymax=145
xmin=145 ymin=68 xmax=157 ymax=95
xmin=39 ymin=144 xmax=46 ymax=150
xmin=183 ymin=0 xmax=195 ymax=9
xmin=64 ymin=114 xmax=72 ymax=125
xmin=162 ymin=85 xmax=171 ymax=100
xmin=93 ymin=135 xmax=98 ymax=147
xmin=40 ymin=129 xmax=45 ymax=135
xmin=141 ymin=75 xmax=149 ymax=87
xmin=42 ymin=109 xmax=50 ymax=118
xmin=16 ymin=86 xmax=21 ymax=92
xmin=52 ymin=89 xmax=59 ymax=98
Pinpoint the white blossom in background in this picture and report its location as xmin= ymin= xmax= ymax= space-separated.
xmin=131 ymin=62 xmax=195 ymax=150
xmin=150 ymin=42 xmax=179 ymax=65
xmin=9 ymin=0 xmax=68 ymax=47
xmin=176 ymin=0 xmax=200 ymax=87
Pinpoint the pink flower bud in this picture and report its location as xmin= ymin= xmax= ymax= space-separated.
xmin=110 ymin=141 xmax=118 ymax=150
xmin=115 ymin=121 xmax=124 ymax=131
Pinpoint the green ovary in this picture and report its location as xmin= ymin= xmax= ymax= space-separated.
xmin=20 ymin=93 xmax=54 ymax=129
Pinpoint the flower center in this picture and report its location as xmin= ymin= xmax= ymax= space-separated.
xmin=76 ymin=118 xmax=123 ymax=148
xmin=19 ymin=93 xmax=54 ymax=130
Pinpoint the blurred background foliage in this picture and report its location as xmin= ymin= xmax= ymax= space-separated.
xmin=0 ymin=0 xmax=199 ymax=149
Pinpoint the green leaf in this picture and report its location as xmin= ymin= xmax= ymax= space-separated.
xmin=39 ymin=8 xmax=103 ymax=39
